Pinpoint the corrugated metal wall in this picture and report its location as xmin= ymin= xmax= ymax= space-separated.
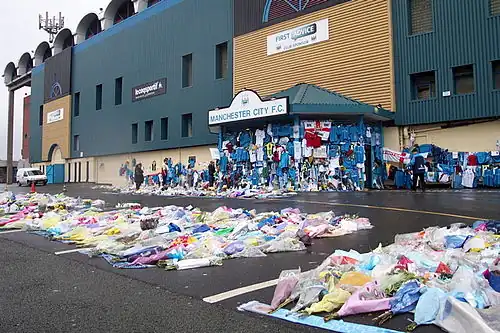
xmin=29 ymin=67 xmax=44 ymax=163
xmin=233 ymin=0 xmax=351 ymax=36
xmin=234 ymin=0 xmax=394 ymax=110
xmin=393 ymin=0 xmax=500 ymax=125
xmin=70 ymin=0 xmax=233 ymax=158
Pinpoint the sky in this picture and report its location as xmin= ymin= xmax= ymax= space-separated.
xmin=0 ymin=0 xmax=109 ymax=161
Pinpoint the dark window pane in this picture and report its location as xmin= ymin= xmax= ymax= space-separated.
xmin=39 ymin=105 xmax=43 ymax=126
xmin=453 ymin=65 xmax=475 ymax=94
xmin=132 ymin=123 xmax=138 ymax=144
xmin=115 ymin=77 xmax=123 ymax=106
xmin=182 ymin=54 xmax=193 ymax=88
xmin=73 ymin=135 xmax=80 ymax=151
xmin=96 ymin=84 xmax=102 ymax=110
xmin=493 ymin=61 xmax=500 ymax=90
xmin=161 ymin=117 xmax=169 ymax=140
xmin=182 ymin=114 xmax=193 ymax=138
xmin=216 ymin=42 xmax=228 ymax=79
xmin=491 ymin=0 xmax=500 ymax=16
xmin=74 ymin=92 xmax=80 ymax=117
xmin=145 ymin=120 xmax=153 ymax=142
xmin=409 ymin=0 xmax=433 ymax=35
xmin=411 ymin=71 xmax=436 ymax=100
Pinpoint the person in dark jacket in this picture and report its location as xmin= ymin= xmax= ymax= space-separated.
xmin=134 ymin=163 xmax=144 ymax=190
xmin=208 ymin=161 xmax=216 ymax=187
xmin=412 ymin=155 xmax=426 ymax=192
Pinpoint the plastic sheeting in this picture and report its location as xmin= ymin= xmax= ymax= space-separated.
xmin=262 ymin=223 xmax=499 ymax=333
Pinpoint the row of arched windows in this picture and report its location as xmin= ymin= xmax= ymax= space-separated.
xmin=4 ymin=0 xmax=164 ymax=84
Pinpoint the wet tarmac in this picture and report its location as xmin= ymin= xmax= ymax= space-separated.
xmin=1 ymin=184 xmax=498 ymax=333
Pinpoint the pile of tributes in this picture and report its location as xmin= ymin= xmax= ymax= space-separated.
xmin=96 ymin=184 xmax=297 ymax=199
xmin=240 ymin=222 xmax=500 ymax=333
xmin=384 ymin=143 xmax=500 ymax=190
xmin=0 ymin=192 xmax=373 ymax=270
xmin=218 ymin=121 xmax=385 ymax=192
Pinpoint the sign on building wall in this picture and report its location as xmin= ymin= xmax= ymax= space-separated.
xmin=47 ymin=108 xmax=64 ymax=124
xmin=208 ymin=90 xmax=288 ymax=125
xmin=132 ymin=78 xmax=167 ymax=102
xmin=267 ymin=19 xmax=329 ymax=55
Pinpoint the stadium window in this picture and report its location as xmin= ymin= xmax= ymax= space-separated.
xmin=491 ymin=0 xmax=500 ymax=16
xmin=115 ymin=77 xmax=123 ymax=106
xmin=39 ymin=105 xmax=43 ymax=126
xmin=492 ymin=60 xmax=500 ymax=90
xmin=408 ymin=0 xmax=433 ymax=35
xmin=161 ymin=117 xmax=169 ymax=140
xmin=182 ymin=54 xmax=193 ymax=88
xmin=453 ymin=65 xmax=475 ymax=95
xmin=132 ymin=123 xmax=138 ymax=144
xmin=74 ymin=92 xmax=80 ymax=117
xmin=73 ymin=135 xmax=80 ymax=151
xmin=96 ymin=84 xmax=103 ymax=110
xmin=182 ymin=114 xmax=193 ymax=138
xmin=216 ymin=42 xmax=228 ymax=79
xmin=410 ymin=71 xmax=436 ymax=100
xmin=148 ymin=0 xmax=162 ymax=7
xmin=145 ymin=120 xmax=153 ymax=142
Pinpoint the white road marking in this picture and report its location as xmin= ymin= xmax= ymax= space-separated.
xmin=54 ymin=248 xmax=93 ymax=255
xmin=0 ymin=229 xmax=24 ymax=234
xmin=203 ymin=278 xmax=279 ymax=304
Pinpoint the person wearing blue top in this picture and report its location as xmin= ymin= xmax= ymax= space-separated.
xmin=411 ymin=155 xmax=426 ymax=192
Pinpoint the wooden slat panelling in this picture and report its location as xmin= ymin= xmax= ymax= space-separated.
xmin=234 ymin=0 xmax=394 ymax=110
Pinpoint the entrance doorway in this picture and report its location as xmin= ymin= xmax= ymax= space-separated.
xmin=47 ymin=144 xmax=65 ymax=184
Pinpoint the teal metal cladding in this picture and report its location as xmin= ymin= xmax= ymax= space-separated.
xmin=70 ymin=0 xmax=233 ymax=158
xmin=29 ymin=66 xmax=44 ymax=163
xmin=392 ymin=0 xmax=500 ymax=125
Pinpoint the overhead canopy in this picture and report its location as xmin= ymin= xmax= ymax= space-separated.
xmin=268 ymin=83 xmax=394 ymax=122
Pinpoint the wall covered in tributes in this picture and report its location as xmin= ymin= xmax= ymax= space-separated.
xmin=218 ymin=119 xmax=385 ymax=191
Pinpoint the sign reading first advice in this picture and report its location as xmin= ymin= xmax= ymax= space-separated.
xmin=208 ymin=90 xmax=288 ymax=126
xmin=267 ymin=19 xmax=329 ymax=55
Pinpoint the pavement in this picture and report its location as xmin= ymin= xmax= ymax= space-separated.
xmin=1 ymin=183 xmax=499 ymax=333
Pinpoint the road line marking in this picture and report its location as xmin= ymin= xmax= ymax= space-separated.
xmin=0 ymin=229 xmax=24 ymax=234
xmin=54 ymin=248 xmax=93 ymax=255
xmin=267 ymin=198 xmax=484 ymax=221
xmin=203 ymin=278 xmax=279 ymax=304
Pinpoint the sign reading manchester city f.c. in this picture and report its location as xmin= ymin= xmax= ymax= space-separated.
xmin=208 ymin=90 xmax=288 ymax=126
xmin=132 ymin=78 xmax=167 ymax=102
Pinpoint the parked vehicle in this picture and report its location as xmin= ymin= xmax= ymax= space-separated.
xmin=16 ymin=168 xmax=48 ymax=186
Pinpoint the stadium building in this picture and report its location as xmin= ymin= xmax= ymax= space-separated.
xmin=3 ymin=0 xmax=499 ymax=187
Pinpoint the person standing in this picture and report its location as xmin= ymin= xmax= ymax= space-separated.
xmin=186 ymin=165 xmax=194 ymax=188
xmin=134 ymin=163 xmax=144 ymax=191
xmin=411 ymin=155 xmax=426 ymax=192
xmin=208 ymin=161 xmax=216 ymax=187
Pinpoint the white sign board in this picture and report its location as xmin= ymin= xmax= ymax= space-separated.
xmin=267 ymin=19 xmax=329 ymax=56
xmin=47 ymin=108 xmax=64 ymax=124
xmin=208 ymin=90 xmax=288 ymax=126
xmin=383 ymin=148 xmax=411 ymax=164
xmin=209 ymin=148 xmax=220 ymax=160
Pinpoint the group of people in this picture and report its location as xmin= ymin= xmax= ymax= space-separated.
xmin=132 ymin=159 xmax=218 ymax=191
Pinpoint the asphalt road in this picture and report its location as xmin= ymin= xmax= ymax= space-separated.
xmin=1 ymin=184 xmax=499 ymax=333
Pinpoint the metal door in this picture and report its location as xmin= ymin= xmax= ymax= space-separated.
xmin=46 ymin=165 xmax=55 ymax=184
xmin=53 ymin=164 xmax=65 ymax=184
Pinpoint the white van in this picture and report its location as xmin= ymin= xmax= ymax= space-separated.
xmin=16 ymin=168 xmax=48 ymax=186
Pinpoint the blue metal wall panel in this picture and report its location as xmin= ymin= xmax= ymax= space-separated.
xmin=392 ymin=0 xmax=500 ymax=125
xmin=70 ymin=0 xmax=233 ymax=158
xmin=29 ymin=66 xmax=45 ymax=163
